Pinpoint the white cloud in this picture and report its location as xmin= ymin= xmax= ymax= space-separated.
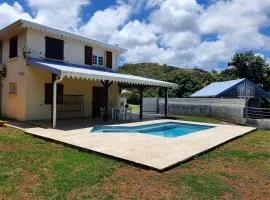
xmin=27 ymin=0 xmax=89 ymax=31
xmin=123 ymin=43 xmax=175 ymax=64
xmin=199 ymin=0 xmax=270 ymax=34
xmin=80 ymin=4 xmax=131 ymax=41
xmin=0 ymin=2 xmax=32 ymax=29
xmin=150 ymin=0 xmax=202 ymax=33
xmin=161 ymin=31 xmax=200 ymax=50
xmin=1 ymin=0 xmax=270 ymax=69
xmin=110 ymin=20 xmax=157 ymax=47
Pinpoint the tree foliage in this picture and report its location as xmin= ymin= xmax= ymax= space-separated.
xmin=227 ymin=51 xmax=269 ymax=87
xmin=119 ymin=52 xmax=270 ymax=98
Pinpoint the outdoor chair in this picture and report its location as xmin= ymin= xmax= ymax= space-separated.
xmin=100 ymin=106 xmax=105 ymax=120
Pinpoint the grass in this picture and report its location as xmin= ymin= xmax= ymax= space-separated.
xmin=0 ymin=116 xmax=269 ymax=199
xmin=173 ymin=174 xmax=231 ymax=199
xmin=129 ymin=104 xmax=140 ymax=113
xmin=168 ymin=114 xmax=228 ymax=124
xmin=0 ymin=128 xmax=121 ymax=199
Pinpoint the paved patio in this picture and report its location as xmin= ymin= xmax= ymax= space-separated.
xmin=8 ymin=119 xmax=256 ymax=171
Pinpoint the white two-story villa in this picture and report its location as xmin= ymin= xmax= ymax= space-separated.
xmin=0 ymin=20 xmax=176 ymax=127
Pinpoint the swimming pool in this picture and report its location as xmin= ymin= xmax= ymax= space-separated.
xmin=91 ymin=122 xmax=214 ymax=138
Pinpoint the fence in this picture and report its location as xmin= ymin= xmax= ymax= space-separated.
xmin=244 ymin=107 xmax=270 ymax=119
xmin=142 ymin=97 xmax=159 ymax=112
xmin=57 ymin=95 xmax=84 ymax=119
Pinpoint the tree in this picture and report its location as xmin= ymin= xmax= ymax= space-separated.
xmin=168 ymin=72 xmax=203 ymax=97
xmin=227 ymin=51 xmax=270 ymax=88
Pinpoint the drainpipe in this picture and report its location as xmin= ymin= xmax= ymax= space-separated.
xmin=53 ymin=75 xmax=64 ymax=128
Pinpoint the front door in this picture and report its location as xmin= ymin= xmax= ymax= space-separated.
xmin=92 ymin=87 xmax=106 ymax=118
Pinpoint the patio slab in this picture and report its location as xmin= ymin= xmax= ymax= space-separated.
xmin=12 ymin=119 xmax=256 ymax=171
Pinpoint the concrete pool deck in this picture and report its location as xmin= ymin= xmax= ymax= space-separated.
xmin=11 ymin=119 xmax=256 ymax=171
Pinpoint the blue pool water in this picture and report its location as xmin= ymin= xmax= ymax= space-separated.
xmin=91 ymin=122 xmax=214 ymax=138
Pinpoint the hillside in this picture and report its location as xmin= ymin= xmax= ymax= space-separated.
xmin=119 ymin=63 xmax=222 ymax=97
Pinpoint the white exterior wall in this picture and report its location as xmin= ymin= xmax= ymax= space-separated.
xmin=1 ymin=31 xmax=28 ymax=120
xmin=25 ymin=67 xmax=120 ymax=121
xmin=0 ymin=28 xmax=121 ymax=121
xmin=26 ymin=29 xmax=119 ymax=70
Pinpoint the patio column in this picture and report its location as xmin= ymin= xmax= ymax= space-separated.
xmin=164 ymin=87 xmax=168 ymax=117
xmin=52 ymin=75 xmax=63 ymax=128
xmin=101 ymin=80 xmax=113 ymax=122
xmin=139 ymin=86 xmax=144 ymax=120
xmin=51 ymin=74 xmax=56 ymax=127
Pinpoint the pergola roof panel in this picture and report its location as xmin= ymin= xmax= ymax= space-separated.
xmin=26 ymin=57 xmax=177 ymax=88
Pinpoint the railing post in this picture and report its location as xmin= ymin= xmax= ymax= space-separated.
xmin=101 ymin=80 xmax=113 ymax=122
xmin=51 ymin=74 xmax=56 ymax=127
xmin=139 ymin=86 xmax=143 ymax=120
xmin=164 ymin=87 xmax=168 ymax=117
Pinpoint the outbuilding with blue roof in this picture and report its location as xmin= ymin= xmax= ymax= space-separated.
xmin=191 ymin=78 xmax=270 ymax=108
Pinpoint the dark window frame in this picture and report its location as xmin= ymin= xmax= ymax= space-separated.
xmin=106 ymin=51 xmax=112 ymax=69
xmin=45 ymin=36 xmax=64 ymax=60
xmin=44 ymin=83 xmax=64 ymax=105
xmin=85 ymin=46 xmax=93 ymax=65
xmin=0 ymin=42 xmax=2 ymax=64
xmin=9 ymin=36 xmax=18 ymax=58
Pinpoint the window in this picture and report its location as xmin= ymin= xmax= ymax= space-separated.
xmin=9 ymin=36 xmax=18 ymax=58
xmin=106 ymin=51 xmax=112 ymax=68
xmin=44 ymin=83 xmax=64 ymax=104
xmin=9 ymin=82 xmax=17 ymax=95
xmin=92 ymin=55 xmax=97 ymax=65
xmin=0 ymin=42 xmax=2 ymax=64
xmin=45 ymin=37 xmax=64 ymax=60
xmin=98 ymin=56 xmax=103 ymax=66
xmin=85 ymin=46 xmax=93 ymax=65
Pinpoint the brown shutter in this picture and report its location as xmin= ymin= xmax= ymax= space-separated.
xmin=85 ymin=46 xmax=93 ymax=65
xmin=57 ymin=84 xmax=64 ymax=104
xmin=45 ymin=37 xmax=64 ymax=60
xmin=9 ymin=36 xmax=18 ymax=58
xmin=45 ymin=83 xmax=64 ymax=104
xmin=45 ymin=83 xmax=52 ymax=104
xmin=106 ymin=51 xmax=112 ymax=68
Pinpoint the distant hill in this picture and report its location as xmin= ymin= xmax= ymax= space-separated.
xmin=119 ymin=63 xmax=208 ymax=82
xmin=119 ymin=63 xmax=222 ymax=97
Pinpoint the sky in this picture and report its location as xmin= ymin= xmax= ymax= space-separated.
xmin=1 ymin=0 xmax=270 ymax=70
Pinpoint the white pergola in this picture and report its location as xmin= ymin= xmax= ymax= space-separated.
xmin=27 ymin=57 xmax=177 ymax=128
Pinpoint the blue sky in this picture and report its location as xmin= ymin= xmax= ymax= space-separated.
xmin=1 ymin=0 xmax=270 ymax=70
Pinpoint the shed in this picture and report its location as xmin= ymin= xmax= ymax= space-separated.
xmin=191 ymin=78 xmax=270 ymax=108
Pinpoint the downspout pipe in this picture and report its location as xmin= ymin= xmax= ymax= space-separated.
xmin=53 ymin=75 xmax=64 ymax=128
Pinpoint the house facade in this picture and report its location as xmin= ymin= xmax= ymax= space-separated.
xmin=0 ymin=20 xmax=176 ymax=125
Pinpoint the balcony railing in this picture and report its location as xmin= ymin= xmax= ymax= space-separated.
xmin=244 ymin=107 xmax=270 ymax=119
xmin=57 ymin=95 xmax=85 ymax=119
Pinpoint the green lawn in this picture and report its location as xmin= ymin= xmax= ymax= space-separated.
xmin=129 ymin=104 xmax=140 ymax=113
xmin=0 ymin=116 xmax=269 ymax=199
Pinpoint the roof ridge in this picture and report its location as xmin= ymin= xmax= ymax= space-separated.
xmin=212 ymin=78 xmax=246 ymax=84
xmin=1 ymin=19 xmax=127 ymax=53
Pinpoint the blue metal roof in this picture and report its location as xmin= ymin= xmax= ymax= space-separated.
xmin=191 ymin=78 xmax=246 ymax=97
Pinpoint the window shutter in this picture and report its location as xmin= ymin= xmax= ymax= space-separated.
xmin=45 ymin=37 xmax=64 ymax=60
xmin=85 ymin=46 xmax=93 ymax=65
xmin=45 ymin=83 xmax=52 ymax=104
xmin=45 ymin=83 xmax=64 ymax=104
xmin=0 ymin=42 xmax=2 ymax=64
xmin=9 ymin=36 xmax=18 ymax=58
xmin=57 ymin=84 xmax=64 ymax=104
xmin=106 ymin=51 xmax=112 ymax=68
